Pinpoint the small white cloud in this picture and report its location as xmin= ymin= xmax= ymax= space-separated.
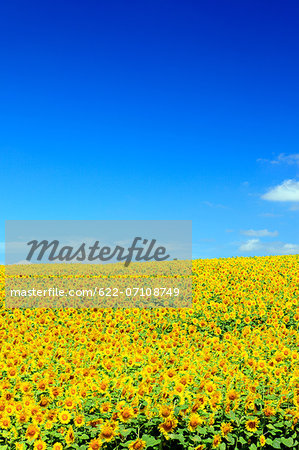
xmin=239 ymin=239 xmax=299 ymax=255
xmin=272 ymin=153 xmax=299 ymax=165
xmin=202 ymin=201 xmax=227 ymax=209
xmin=14 ymin=260 xmax=32 ymax=265
xmin=259 ymin=212 xmax=282 ymax=218
xmin=262 ymin=179 xmax=299 ymax=202
xmin=258 ymin=153 xmax=299 ymax=166
xmin=241 ymin=229 xmax=278 ymax=237
xmin=282 ymin=243 xmax=299 ymax=253
xmin=239 ymin=239 xmax=261 ymax=252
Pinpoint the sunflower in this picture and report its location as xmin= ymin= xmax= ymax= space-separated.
xmin=45 ymin=420 xmax=54 ymax=430
xmin=50 ymin=386 xmax=62 ymax=399
xmin=47 ymin=409 xmax=57 ymax=421
xmin=34 ymin=440 xmax=47 ymax=450
xmin=58 ymin=410 xmax=71 ymax=424
xmin=65 ymin=425 xmax=75 ymax=445
xmin=99 ymin=422 xmax=117 ymax=442
xmin=260 ymin=435 xmax=266 ymax=447
xmin=191 ymin=395 xmax=207 ymax=412
xmin=245 ymin=418 xmax=259 ymax=433
xmin=205 ymin=382 xmax=215 ymax=395
xmin=52 ymin=443 xmax=63 ymax=450
xmin=98 ymin=379 xmax=109 ymax=393
xmin=220 ymin=422 xmax=233 ymax=436
xmin=174 ymin=382 xmax=185 ymax=396
xmin=64 ymin=396 xmax=76 ymax=409
xmin=37 ymin=379 xmax=47 ymax=391
xmin=263 ymin=405 xmax=275 ymax=417
xmin=227 ymin=389 xmax=238 ymax=401
xmin=0 ymin=416 xmax=11 ymax=429
xmin=119 ymin=405 xmax=135 ymax=423
xmin=88 ymin=438 xmax=102 ymax=449
xmin=159 ymin=404 xmax=173 ymax=418
xmin=5 ymin=404 xmax=14 ymax=415
xmin=128 ymin=438 xmax=147 ymax=450
xmin=15 ymin=444 xmax=25 ymax=450
xmin=20 ymin=382 xmax=32 ymax=394
xmin=74 ymin=414 xmax=85 ymax=427
xmin=158 ymin=416 xmax=178 ymax=439
xmin=16 ymin=410 xmax=29 ymax=425
xmin=39 ymin=396 xmax=50 ymax=408
xmin=212 ymin=434 xmax=221 ymax=448
xmin=188 ymin=413 xmax=203 ymax=431
xmin=100 ymin=402 xmax=111 ymax=414
xmin=25 ymin=424 xmax=40 ymax=441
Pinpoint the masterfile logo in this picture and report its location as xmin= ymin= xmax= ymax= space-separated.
xmin=5 ymin=220 xmax=192 ymax=309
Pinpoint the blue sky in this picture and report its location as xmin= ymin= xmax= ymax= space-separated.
xmin=1 ymin=0 xmax=299 ymax=262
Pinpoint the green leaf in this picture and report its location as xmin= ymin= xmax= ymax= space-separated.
xmin=281 ymin=437 xmax=293 ymax=447
xmin=80 ymin=434 xmax=90 ymax=440
xmin=226 ymin=435 xmax=235 ymax=445
xmin=142 ymin=435 xmax=160 ymax=447
xmin=226 ymin=411 xmax=236 ymax=421
xmin=272 ymin=438 xmax=281 ymax=449
xmin=249 ymin=444 xmax=257 ymax=450
xmin=219 ymin=443 xmax=226 ymax=450
xmin=119 ymin=427 xmax=134 ymax=437
xmin=239 ymin=437 xmax=247 ymax=445
xmin=274 ymin=422 xmax=284 ymax=428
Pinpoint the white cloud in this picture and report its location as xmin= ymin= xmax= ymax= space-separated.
xmin=12 ymin=260 xmax=32 ymax=265
xmin=271 ymin=153 xmax=299 ymax=165
xmin=259 ymin=212 xmax=282 ymax=218
xmin=258 ymin=153 xmax=299 ymax=166
xmin=262 ymin=179 xmax=299 ymax=202
xmin=282 ymin=243 xmax=299 ymax=253
xmin=239 ymin=239 xmax=261 ymax=251
xmin=241 ymin=229 xmax=278 ymax=237
xmin=239 ymin=239 xmax=299 ymax=255
xmin=202 ymin=201 xmax=227 ymax=209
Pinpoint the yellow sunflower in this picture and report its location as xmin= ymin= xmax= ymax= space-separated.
xmin=245 ymin=418 xmax=259 ymax=433
xmin=58 ymin=410 xmax=71 ymax=424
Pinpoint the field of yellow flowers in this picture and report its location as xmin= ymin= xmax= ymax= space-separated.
xmin=0 ymin=255 xmax=299 ymax=450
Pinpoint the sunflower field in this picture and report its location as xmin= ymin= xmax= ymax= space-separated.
xmin=0 ymin=255 xmax=299 ymax=450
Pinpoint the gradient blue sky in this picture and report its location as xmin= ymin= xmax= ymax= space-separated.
xmin=1 ymin=0 xmax=299 ymax=262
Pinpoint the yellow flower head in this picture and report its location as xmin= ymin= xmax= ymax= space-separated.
xmin=34 ymin=440 xmax=47 ymax=450
xmin=53 ymin=443 xmax=63 ymax=450
xmin=245 ymin=418 xmax=259 ymax=433
xmin=128 ymin=438 xmax=147 ymax=450
xmin=158 ymin=416 xmax=178 ymax=439
xmin=58 ymin=410 xmax=71 ymax=424
xmin=220 ymin=422 xmax=233 ymax=436
xmin=188 ymin=413 xmax=203 ymax=431
xmin=260 ymin=435 xmax=266 ymax=447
